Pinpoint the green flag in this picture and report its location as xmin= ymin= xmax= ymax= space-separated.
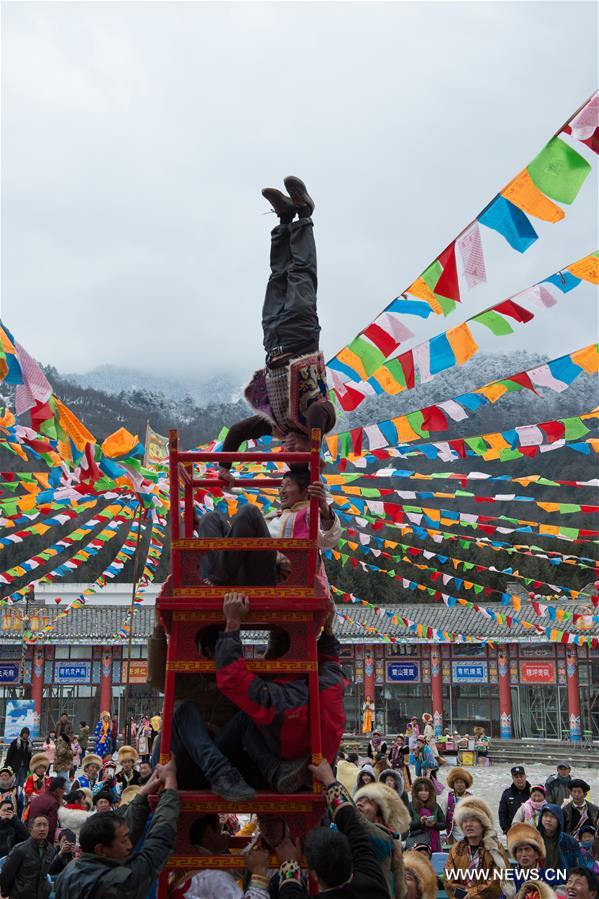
xmin=528 ymin=137 xmax=592 ymax=205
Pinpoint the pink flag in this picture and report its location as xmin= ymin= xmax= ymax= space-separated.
xmin=456 ymin=222 xmax=487 ymax=289
xmin=515 ymin=285 xmax=557 ymax=309
xmin=569 ymin=93 xmax=599 ymax=141
xmin=374 ymin=311 xmax=414 ymax=344
xmin=14 ymin=341 xmax=52 ymax=416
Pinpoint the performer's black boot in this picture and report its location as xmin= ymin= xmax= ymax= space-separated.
xmin=284 ymin=175 xmax=315 ymax=217
xmin=262 ymin=188 xmax=296 ymax=223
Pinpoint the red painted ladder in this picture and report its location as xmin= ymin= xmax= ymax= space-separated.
xmin=155 ymin=428 xmax=328 ymax=895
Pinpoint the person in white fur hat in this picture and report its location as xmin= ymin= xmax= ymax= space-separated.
xmin=403 ymin=849 xmax=438 ymax=899
xmin=353 ymin=779 xmax=411 ymax=899
xmin=445 ymin=795 xmax=514 ymax=899
xmin=116 ymin=745 xmax=141 ymax=794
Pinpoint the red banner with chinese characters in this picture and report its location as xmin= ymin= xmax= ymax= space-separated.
xmin=520 ymin=661 xmax=556 ymax=684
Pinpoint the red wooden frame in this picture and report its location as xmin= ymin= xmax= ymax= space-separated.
xmin=156 ymin=429 xmax=328 ymax=896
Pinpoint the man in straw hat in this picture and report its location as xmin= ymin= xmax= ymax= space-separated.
xmin=445 ymin=796 xmax=515 ymax=899
xmin=507 ymin=821 xmax=547 ymax=888
xmin=446 ymin=767 xmax=474 ymax=844
xmin=403 ymin=849 xmax=438 ymax=899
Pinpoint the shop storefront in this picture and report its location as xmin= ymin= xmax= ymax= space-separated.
xmin=339 ymin=641 xmax=599 ymax=741
xmin=0 ymin=595 xmax=597 ymax=744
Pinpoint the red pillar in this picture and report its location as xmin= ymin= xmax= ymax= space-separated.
xmin=363 ymin=651 xmax=376 ymax=732
xmin=498 ymin=645 xmax=512 ymax=740
xmin=31 ymin=646 xmax=45 ymax=722
xmin=566 ymin=647 xmax=582 ymax=742
xmin=430 ymin=646 xmax=443 ymax=736
xmin=100 ymin=648 xmax=113 ymax=714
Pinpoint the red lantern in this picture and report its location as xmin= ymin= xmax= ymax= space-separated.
xmin=54 ymin=597 xmax=61 ymax=604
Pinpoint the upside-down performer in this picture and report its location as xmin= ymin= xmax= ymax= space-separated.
xmin=219 ymin=176 xmax=336 ymax=484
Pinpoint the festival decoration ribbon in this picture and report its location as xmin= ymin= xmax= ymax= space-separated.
xmin=326 ymin=94 xmax=597 ymax=389
xmin=332 ymin=257 xmax=599 ymax=410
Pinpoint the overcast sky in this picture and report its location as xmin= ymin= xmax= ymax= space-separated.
xmin=1 ymin=1 xmax=597 ymax=387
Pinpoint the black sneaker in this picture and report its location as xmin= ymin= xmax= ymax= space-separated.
xmin=283 ymin=176 xmax=315 ymax=216
xmin=261 ymin=188 xmax=296 ymax=222
xmin=210 ymin=769 xmax=257 ymax=802
xmin=272 ymin=756 xmax=311 ymax=793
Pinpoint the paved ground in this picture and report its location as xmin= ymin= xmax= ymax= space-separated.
xmin=360 ymin=759 xmax=599 ymax=836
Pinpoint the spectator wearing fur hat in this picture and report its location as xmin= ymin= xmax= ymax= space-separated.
xmin=403 ymin=849 xmax=438 ymax=899
xmin=23 ymin=753 xmax=50 ymax=802
xmin=116 ymin=746 xmax=141 ymax=794
xmin=76 ymin=754 xmax=103 ymax=792
xmin=408 ymin=777 xmax=446 ymax=853
xmin=445 ymin=796 xmax=514 ymax=899
xmin=507 ymin=822 xmax=547 ymax=887
xmin=512 ymin=785 xmax=549 ymax=828
xmin=58 ymin=788 xmax=93 ymax=840
xmin=353 ymin=778 xmax=411 ymax=899
xmin=446 ymin=767 xmax=474 ymax=844
xmin=517 ymin=882 xmax=558 ymax=899
xmin=336 ymin=752 xmax=360 ymax=796
xmin=119 ymin=786 xmax=141 ymax=807
xmin=564 ymin=780 xmax=599 ymax=839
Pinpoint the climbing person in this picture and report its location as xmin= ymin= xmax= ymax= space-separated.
xmin=194 ymin=468 xmax=340 ymax=590
xmin=218 ymin=176 xmax=336 ymax=485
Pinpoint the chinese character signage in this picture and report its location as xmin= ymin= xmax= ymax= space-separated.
xmin=53 ymin=662 xmax=92 ymax=685
xmin=0 ymin=663 xmax=19 ymax=684
xmin=121 ymin=661 xmax=148 ymax=684
xmin=520 ymin=661 xmax=556 ymax=684
xmin=386 ymin=662 xmax=420 ymax=683
xmin=452 ymin=662 xmax=488 ymax=684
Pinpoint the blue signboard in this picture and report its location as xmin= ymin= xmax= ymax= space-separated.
xmin=386 ymin=661 xmax=420 ymax=683
xmin=54 ymin=662 xmax=92 ymax=685
xmin=0 ymin=663 xmax=19 ymax=684
xmin=452 ymin=661 xmax=488 ymax=684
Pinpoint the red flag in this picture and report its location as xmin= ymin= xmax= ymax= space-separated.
xmin=434 ymin=243 xmax=461 ymax=302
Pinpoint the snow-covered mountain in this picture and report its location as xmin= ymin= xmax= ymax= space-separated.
xmin=62 ymin=364 xmax=241 ymax=407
